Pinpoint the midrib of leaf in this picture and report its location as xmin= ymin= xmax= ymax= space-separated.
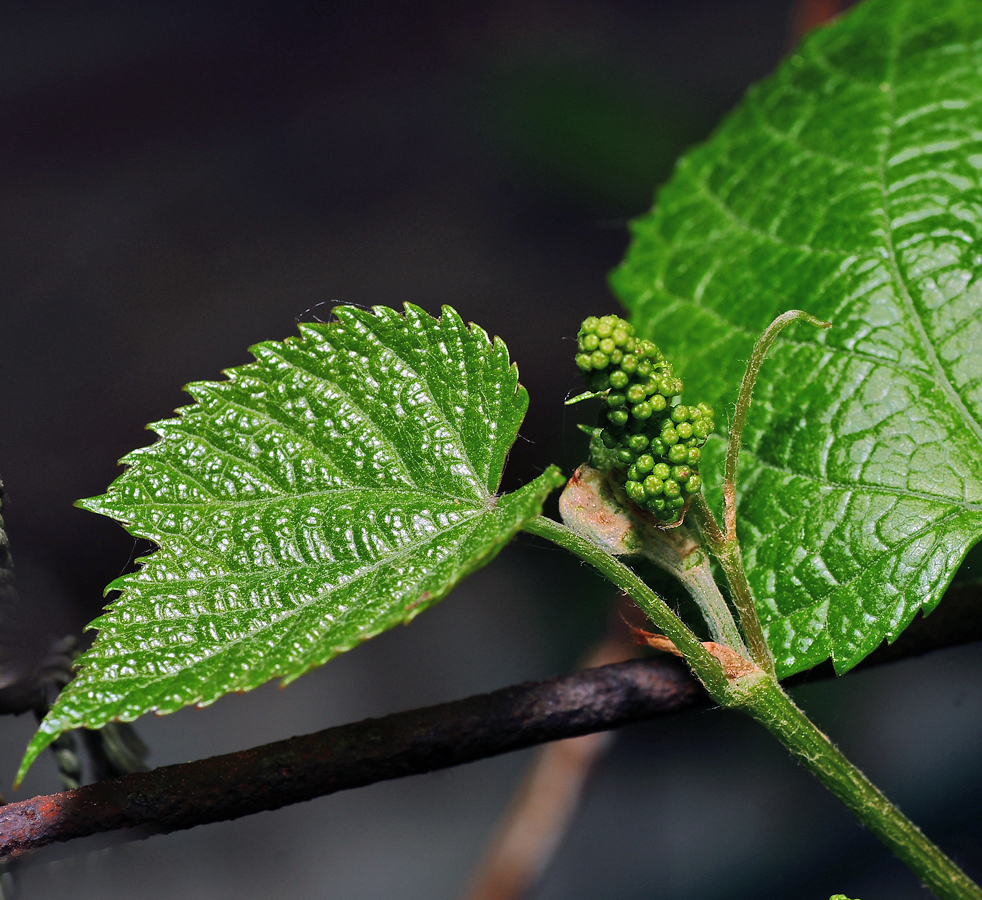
xmin=121 ymin=485 xmax=471 ymax=514
xmin=615 ymin=0 xmax=982 ymax=676
xmin=18 ymin=305 xmax=559 ymax=786
xmin=656 ymin=2 xmax=982 ymax=512
xmin=873 ymin=3 xmax=982 ymax=448
xmin=100 ymin=514 xmax=485 ymax=683
xmin=110 ymin=503 xmax=485 ymax=595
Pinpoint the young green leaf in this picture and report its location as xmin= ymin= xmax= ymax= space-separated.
xmin=18 ymin=305 xmax=563 ymax=784
xmin=612 ymin=0 xmax=982 ymax=677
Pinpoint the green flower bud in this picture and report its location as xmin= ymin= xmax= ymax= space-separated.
xmin=648 ymin=497 xmax=667 ymax=515
xmin=643 ymin=475 xmax=664 ymax=496
xmin=576 ymin=314 xmax=711 ymax=499
xmin=668 ymin=444 xmax=688 ymax=464
xmin=692 ymin=420 xmax=711 ymax=440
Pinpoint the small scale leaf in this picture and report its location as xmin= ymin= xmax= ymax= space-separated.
xmin=613 ymin=0 xmax=982 ymax=677
xmin=18 ymin=305 xmax=562 ymax=783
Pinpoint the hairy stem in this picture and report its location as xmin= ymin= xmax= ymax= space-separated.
xmin=736 ymin=673 xmax=982 ymax=900
xmin=522 ymin=516 xmax=729 ymax=698
xmin=717 ymin=543 xmax=774 ymax=674
xmin=533 ymin=508 xmax=980 ymax=898
xmin=724 ymin=309 xmax=830 ymax=540
xmin=689 ymin=310 xmax=829 ymax=674
xmin=639 ymin=525 xmax=747 ymax=655
xmin=688 ymin=494 xmax=774 ymax=673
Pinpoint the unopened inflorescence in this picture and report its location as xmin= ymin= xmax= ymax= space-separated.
xmin=575 ymin=314 xmax=713 ymax=522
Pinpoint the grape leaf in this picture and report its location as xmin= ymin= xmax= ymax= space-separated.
xmin=19 ymin=305 xmax=562 ymax=783
xmin=612 ymin=0 xmax=982 ymax=678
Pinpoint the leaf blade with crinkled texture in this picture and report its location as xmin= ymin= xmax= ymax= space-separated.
xmin=18 ymin=305 xmax=563 ymax=783
xmin=612 ymin=0 xmax=982 ymax=678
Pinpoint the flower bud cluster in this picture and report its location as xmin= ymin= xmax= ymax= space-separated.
xmin=576 ymin=315 xmax=714 ymax=522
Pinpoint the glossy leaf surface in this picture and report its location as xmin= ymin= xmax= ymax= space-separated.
xmin=20 ymin=305 xmax=562 ymax=781
xmin=613 ymin=0 xmax=982 ymax=677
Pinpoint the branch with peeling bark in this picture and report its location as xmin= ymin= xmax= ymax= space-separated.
xmin=1 ymin=586 xmax=980 ymax=867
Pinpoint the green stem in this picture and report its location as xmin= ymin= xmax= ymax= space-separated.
xmin=533 ymin=508 xmax=981 ymax=898
xmin=639 ymin=525 xmax=747 ymax=655
xmin=736 ymin=673 xmax=982 ymax=900
xmin=709 ymin=310 xmax=829 ymax=673
xmin=522 ymin=516 xmax=729 ymax=699
xmin=724 ymin=310 xmax=830 ymax=541
xmin=717 ymin=542 xmax=773 ymax=674
xmin=689 ymin=495 xmax=774 ymax=674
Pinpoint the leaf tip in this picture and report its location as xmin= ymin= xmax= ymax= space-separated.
xmin=74 ymin=493 xmax=118 ymax=519
xmin=14 ymin=730 xmax=59 ymax=789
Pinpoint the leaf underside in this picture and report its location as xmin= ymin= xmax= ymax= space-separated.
xmin=613 ymin=0 xmax=982 ymax=678
xmin=19 ymin=305 xmax=562 ymax=783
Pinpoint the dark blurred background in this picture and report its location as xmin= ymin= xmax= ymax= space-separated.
xmin=1 ymin=1 xmax=980 ymax=898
